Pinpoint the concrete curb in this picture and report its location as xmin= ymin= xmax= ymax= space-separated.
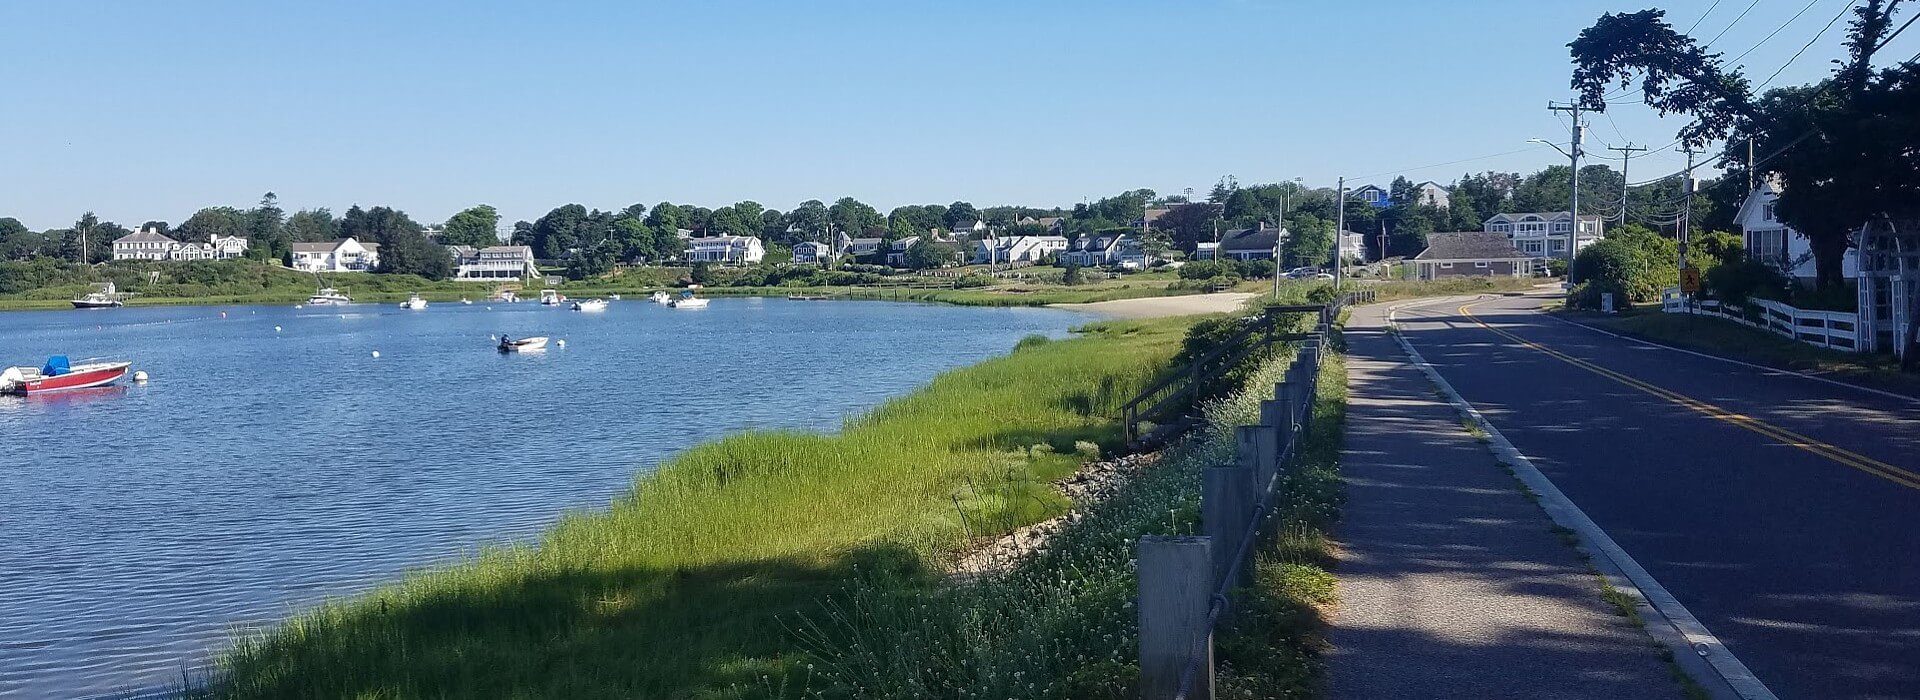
xmin=1382 ymin=298 xmax=1777 ymax=700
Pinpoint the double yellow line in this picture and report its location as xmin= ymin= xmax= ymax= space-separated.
xmin=1456 ymin=300 xmax=1920 ymax=491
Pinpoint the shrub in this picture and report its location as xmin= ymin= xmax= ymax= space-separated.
xmin=1234 ymin=259 xmax=1276 ymax=279
xmin=1178 ymin=260 xmax=1231 ymax=280
xmin=1703 ymin=258 xmax=1789 ymax=306
xmin=1014 ymin=334 xmax=1051 ymax=351
xmin=1568 ymin=227 xmax=1677 ymax=309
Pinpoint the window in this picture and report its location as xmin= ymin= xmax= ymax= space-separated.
xmin=1440 ymin=262 xmax=1454 ymax=268
xmin=1762 ymin=203 xmax=1776 ymax=221
xmin=1475 ymin=261 xmax=1489 ymax=268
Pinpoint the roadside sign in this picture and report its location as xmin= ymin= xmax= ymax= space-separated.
xmin=1679 ymin=266 xmax=1702 ymax=294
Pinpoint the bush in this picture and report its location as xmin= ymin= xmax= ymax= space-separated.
xmin=1704 ymin=258 xmax=1789 ymax=306
xmin=1567 ymin=227 xmax=1677 ymax=309
xmin=953 ymin=273 xmax=993 ymax=288
xmin=1177 ymin=260 xmax=1232 ymax=280
xmin=1234 ymin=259 xmax=1275 ymax=279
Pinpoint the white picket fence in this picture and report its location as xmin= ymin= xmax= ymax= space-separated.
xmin=1661 ymin=287 xmax=1862 ymax=351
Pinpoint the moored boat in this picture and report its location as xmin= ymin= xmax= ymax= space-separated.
xmin=570 ymin=299 xmax=609 ymax=312
xmin=493 ymin=290 xmax=519 ymax=303
xmin=497 ymin=336 xmax=550 ymax=352
xmin=668 ymin=292 xmax=709 ymax=309
xmin=650 ymin=291 xmax=672 ymax=304
xmin=71 ymin=282 xmax=132 ymax=309
xmin=399 ymin=293 xmax=429 ymax=310
xmin=1 ymin=356 xmax=133 ymax=395
xmin=308 ymin=287 xmax=352 ymax=306
xmin=539 ymin=289 xmax=563 ymax=306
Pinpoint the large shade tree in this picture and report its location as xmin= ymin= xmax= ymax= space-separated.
xmin=1568 ymin=2 xmax=1920 ymax=289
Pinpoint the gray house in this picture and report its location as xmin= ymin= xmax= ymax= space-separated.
xmin=1413 ymin=232 xmax=1536 ymax=280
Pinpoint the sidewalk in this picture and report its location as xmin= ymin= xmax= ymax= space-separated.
xmin=1326 ymin=302 xmax=1679 ymax=699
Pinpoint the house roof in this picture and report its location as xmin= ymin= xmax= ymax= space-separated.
xmin=1485 ymin=212 xmax=1603 ymax=224
xmin=1415 ymin=181 xmax=1451 ymax=191
xmin=289 ymin=241 xmax=341 ymax=253
xmin=114 ymin=230 xmax=176 ymax=244
xmin=1414 ymin=232 xmax=1531 ymax=261
xmin=482 ymin=245 xmax=532 ymax=255
xmin=1070 ymin=234 xmax=1126 ymax=253
xmin=850 ymin=237 xmax=883 ymax=246
xmin=1732 ymin=181 xmax=1782 ymax=229
xmin=890 ymin=236 xmax=921 ymax=251
xmin=1220 ymin=225 xmax=1285 ymax=251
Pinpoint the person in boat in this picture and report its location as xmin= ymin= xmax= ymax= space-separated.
xmin=498 ymin=334 xmax=512 ymax=351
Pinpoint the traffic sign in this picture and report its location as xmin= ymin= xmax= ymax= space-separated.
xmin=1679 ymin=266 xmax=1702 ymax=294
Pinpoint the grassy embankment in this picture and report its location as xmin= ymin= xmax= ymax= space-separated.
xmin=794 ymin=306 xmax=1348 ymax=697
xmin=207 ymin=315 xmax=1200 ymax=698
xmin=1568 ymin=308 xmax=1920 ymax=396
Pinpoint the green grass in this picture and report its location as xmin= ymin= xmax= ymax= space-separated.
xmin=205 ymin=316 xmax=1195 ymax=699
xmin=1573 ymin=309 xmax=1920 ymax=396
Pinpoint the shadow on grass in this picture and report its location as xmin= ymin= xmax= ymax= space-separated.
xmin=207 ymin=544 xmax=930 ymax=700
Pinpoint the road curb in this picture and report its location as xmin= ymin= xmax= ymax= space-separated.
xmin=1382 ymin=299 xmax=1777 ymax=700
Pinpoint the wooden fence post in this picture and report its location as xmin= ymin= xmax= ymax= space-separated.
xmin=1203 ymin=466 xmax=1255 ymax=584
xmin=1235 ymin=425 xmax=1275 ymax=489
xmin=1139 ymin=536 xmax=1215 ymax=700
xmin=1259 ymin=397 xmax=1290 ymax=484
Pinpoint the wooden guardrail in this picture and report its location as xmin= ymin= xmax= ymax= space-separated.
xmin=1134 ymin=289 xmax=1368 ymax=699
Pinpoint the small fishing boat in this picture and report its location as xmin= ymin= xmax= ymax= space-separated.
xmin=399 ymin=293 xmax=429 ymax=310
xmin=493 ymin=290 xmax=519 ymax=303
xmin=539 ymin=289 xmax=563 ymax=306
xmin=570 ymin=298 xmax=609 ymax=312
xmin=1 ymin=356 xmax=133 ymax=395
xmin=72 ymin=282 xmax=132 ymax=309
xmin=650 ymin=291 xmax=672 ymax=304
xmin=461 ymin=298 xmax=474 ymax=305
xmin=668 ymin=292 xmax=709 ymax=309
xmin=609 ymin=294 xmax=622 ymax=301
xmin=497 ymin=336 xmax=550 ymax=352
xmin=308 ymin=287 xmax=352 ymax=306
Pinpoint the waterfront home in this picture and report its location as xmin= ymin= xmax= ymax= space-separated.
xmin=1484 ymin=212 xmax=1604 ymax=259
xmin=886 ymin=236 xmax=922 ymax=267
xmin=1339 ymin=229 xmax=1367 ymax=262
xmin=792 ymin=241 xmax=833 ymax=265
xmin=290 ymin=238 xmax=380 ymax=272
xmin=454 ymin=245 xmax=540 ymax=280
xmin=950 ymin=220 xmax=987 ymax=237
xmin=1413 ymin=232 xmax=1535 ymax=280
xmin=849 ymin=237 xmax=884 ymax=259
xmin=114 ymin=228 xmax=250 ymax=262
xmin=1194 ymin=241 xmax=1219 ymax=260
xmin=112 ymin=228 xmax=178 ymax=261
xmin=685 ymin=235 xmax=766 ymax=265
xmin=1734 ymin=181 xmax=1858 ymax=282
xmin=1060 ymin=233 xmax=1153 ymax=269
xmin=973 ymin=235 xmax=1068 ymax=264
xmin=1351 ymin=184 xmax=1391 ymax=209
xmin=1218 ymin=222 xmax=1285 ymax=261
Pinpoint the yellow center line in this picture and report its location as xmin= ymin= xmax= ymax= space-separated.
xmin=1455 ymin=300 xmax=1920 ymax=491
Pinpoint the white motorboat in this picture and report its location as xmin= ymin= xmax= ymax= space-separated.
xmin=399 ymin=293 xmax=429 ymax=310
xmin=609 ymin=294 xmax=622 ymax=301
xmin=668 ymin=293 xmax=710 ymax=309
xmin=71 ymin=282 xmax=132 ymax=309
xmin=650 ymin=291 xmax=672 ymax=304
xmin=307 ymin=287 xmax=352 ymax=306
xmin=493 ymin=290 xmax=519 ymax=303
xmin=497 ymin=335 xmax=550 ymax=352
xmin=571 ymin=298 xmax=609 ymax=312
xmin=461 ymin=298 xmax=473 ymax=305
xmin=539 ymin=289 xmax=563 ymax=306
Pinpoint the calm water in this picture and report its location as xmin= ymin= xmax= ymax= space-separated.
xmin=0 ymin=297 xmax=1081 ymax=697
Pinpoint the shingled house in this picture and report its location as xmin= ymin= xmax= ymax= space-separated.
xmin=1412 ymin=232 xmax=1536 ymax=280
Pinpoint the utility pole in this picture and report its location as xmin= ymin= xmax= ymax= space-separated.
xmin=1549 ymin=100 xmax=1584 ymax=281
xmin=1748 ymin=138 xmax=1756 ymax=192
xmin=1334 ymin=176 xmax=1347 ymax=291
xmin=1680 ymin=144 xmax=1696 ymax=274
xmin=1607 ymin=143 xmax=1647 ymax=227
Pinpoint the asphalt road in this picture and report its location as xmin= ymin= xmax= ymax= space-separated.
xmin=1393 ymin=292 xmax=1920 ymax=700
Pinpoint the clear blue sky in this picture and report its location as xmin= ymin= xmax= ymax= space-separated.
xmin=3 ymin=0 xmax=1909 ymax=230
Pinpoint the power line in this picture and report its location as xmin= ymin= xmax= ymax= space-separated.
xmin=1689 ymin=0 xmax=1729 ymax=33
xmin=1705 ymin=0 xmax=1765 ymax=47
xmin=1727 ymin=0 xmax=1836 ymax=64
xmin=1344 ymin=146 xmax=1544 ymax=181
xmin=1757 ymin=0 xmax=1861 ymax=89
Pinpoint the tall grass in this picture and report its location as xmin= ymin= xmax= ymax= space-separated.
xmin=206 ymin=317 xmax=1192 ymax=698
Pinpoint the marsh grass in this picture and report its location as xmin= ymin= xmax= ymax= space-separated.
xmin=205 ymin=317 xmax=1191 ymax=698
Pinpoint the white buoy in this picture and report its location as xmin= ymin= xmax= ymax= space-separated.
xmin=556 ymin=339 xmax=567 ymax=348
xmin=132 ymin=370 xmax=149 ymax=383
xmin=296 ymin=304 xmax=304 ymax=309
xmin=274 ymin=325 xmax=283 ymax=332
xmin=371 ymin=350 xmax=381 ymax=358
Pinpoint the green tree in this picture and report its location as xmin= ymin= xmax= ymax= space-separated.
xmin=902 ymin=239 xmax=957 ymax=270
xmin=0 ymin=218 xmax=44 ymax=260
xmin=441 ymin=205 xmax=502 ymax=248
xmin=175 ymin=206 xmax=248 ymax=244
xmin=531 ymin=204 xmax=590 ymax=260
xmin=285 ymin=209 xmax=340 ymax=243
xmin=943 ymin=201 xmax=980 ymax=229
xmin=784 ymin=200 xmax=830 ymax=243
xmin=60 ymin=212 xmax=116 ymax=263
xmin=347 ymin=205 xmax=450 ymax=279
xmin=246 ymin=192 xmax=288 ymax=261
xmin=829 ymin=197 xmax=884 ymax=237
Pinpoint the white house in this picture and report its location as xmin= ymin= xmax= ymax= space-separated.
xmin=290 ymin=238 xmax=380 ymax=272
xmin=1415 ymin=181 xmax=1452 ymax=209
xmin=113 ymin=228 xmax=178 ymax=261
xmin=454 ymin=245 xmax=539 ymax=280
xmin=684 ymin=235 xmax=765 ymax=265
xmin=1060 ymin=233 xmax=1154 ymax=269
xmin=974 ymin=235 xmax=1068 ymax=264
xmin=1484 ymin=212 xmax=1604 ymax=259
xmin=113 ymin=228 xmax=250 ymax=261
xmin=1338 ymin=229 xmax=1367 ymax=262
xmin=1734 ymin=182 xmax=1858 ymax=281
xmin=949 ymin=220 xmax=987 ymax=237
xmin=791 ymin=241 xmax=833 ymax=265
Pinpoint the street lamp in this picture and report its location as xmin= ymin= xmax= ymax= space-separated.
xmin=1273 ymin=176 xmax=1303 ymax=299
xmin=1530 ymin=138 xmax=1581 ymax=283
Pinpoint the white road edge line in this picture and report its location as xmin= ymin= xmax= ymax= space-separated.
xmin=1537 ymin=306 xmax=1920 ymax=407
xmin=1384 ymin=298 xmax=1778 ymax=700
